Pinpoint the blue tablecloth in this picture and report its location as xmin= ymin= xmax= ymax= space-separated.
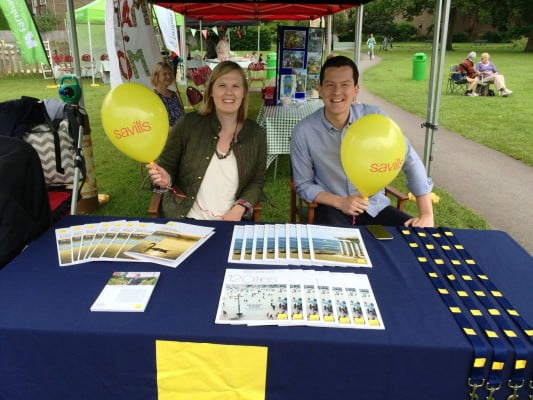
xmin=0 ymin=215 xmax=531 ymax=400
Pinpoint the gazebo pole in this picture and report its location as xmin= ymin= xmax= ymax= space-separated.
xmin=353 ymin=5 xmax=363 ymax=67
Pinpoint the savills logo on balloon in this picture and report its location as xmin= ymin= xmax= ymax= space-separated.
xmin=113 ymin=120 xmax=152 ymax=139
xmin=369 ymin=158 xmax=404 ymax=173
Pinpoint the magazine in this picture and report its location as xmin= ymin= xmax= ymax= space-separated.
xmin=308 ymin=225 xmax=372 ymax=268
xmin=55 ymin=227 xmax=73 ymax=266
xmin=215 ymin=269 xmax=384 ymax=329
xmin=215 ymin=268 xmax=290 ymax=325
xmin=90 ymin=271 xmax=160 ymax=312
xmin=125 ymin=221 xmax=214 ymax=267
xmin=115 ymin=222 xmax=157 ymax=261
xmin=228 ymin=225 xmax=245 ymax=263
xmin=227 ymin=224 xmax=371 ymax=268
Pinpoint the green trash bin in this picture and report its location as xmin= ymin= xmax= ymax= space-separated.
xmin=266 ymin=52 xmax=277 ymax=80
xmin=412 ymin=53 xmax=427 ymax=80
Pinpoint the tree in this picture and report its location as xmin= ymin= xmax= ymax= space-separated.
xmin=487 ymin=0 xmax=533 ymax=52
xmin=34 ymin=10 xmax=61 ymax=33
xmin=0 ymin=10 xmax=8 ymax=30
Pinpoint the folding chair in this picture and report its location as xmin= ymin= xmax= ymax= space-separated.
xmin=247 ymin=61 xmax=267 ymax=91
xmin=186 ymin=86 xmax=203 ymax=110
xmin=446 ymin=64 xmax=468 ymax=94
xmin=289 ymin=178 xmax=408 ymax=224
xmin=190 ymin=65 xmax=212 ymax=90
xmin=148 ymin=192 xmax=262 ymax=221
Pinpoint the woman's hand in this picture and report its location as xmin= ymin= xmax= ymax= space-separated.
xmin=221 ymin=204 xmax=246 ymax=221
xmin=146 ymin=163 xmax=170 ymax=188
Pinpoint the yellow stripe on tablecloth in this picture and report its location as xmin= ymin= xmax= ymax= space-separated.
xmin=156 ymin=340 xmax=268 ymax=400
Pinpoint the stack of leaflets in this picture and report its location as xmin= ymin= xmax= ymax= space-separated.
xmin=228 ymin=224 xmax=372 ymax=268
xmin=90 ymin=271 xmax=160 ymax=312
xmin=215 ymin=269 xmax=384 ymax=329
xmin=55 ymin=220 xmax=214 ymax=267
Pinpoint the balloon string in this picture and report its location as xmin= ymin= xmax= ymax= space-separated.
xmin=351 ymin=196 xmax=369 ymax=226
xmin=165 ymin=185 xmax=223 ymax=219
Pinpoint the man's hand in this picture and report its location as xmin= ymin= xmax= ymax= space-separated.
xmin=404 ymin=214 xmax=434 ymax=227
xmin=404 ymin=193 xmax=434 ymax=227
xmin=336 ymin=195 xmax=368 ymax=216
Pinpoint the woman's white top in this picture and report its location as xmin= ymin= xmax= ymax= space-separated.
xmin=187 ymin=152 xmax=238 ymax=220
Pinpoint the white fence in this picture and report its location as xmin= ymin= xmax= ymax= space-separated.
xmin=0 ymin=40 xmax=43 ymax=77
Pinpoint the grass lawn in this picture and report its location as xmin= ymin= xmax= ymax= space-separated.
xmin=5 ymin=41 xmax=526 ymax=229
xmin=351 ymin=41 xmax=533 ymax=166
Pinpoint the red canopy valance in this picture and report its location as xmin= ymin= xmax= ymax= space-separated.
xmin=153 ymin=1 xmax=372 ymax=21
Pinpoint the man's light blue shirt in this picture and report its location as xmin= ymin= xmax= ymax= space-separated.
xmin=290 ymin=103 xmax=433 ymax=217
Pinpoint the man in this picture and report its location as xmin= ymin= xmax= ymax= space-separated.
xmin=290 ymin=56 xmax=434 ymax=227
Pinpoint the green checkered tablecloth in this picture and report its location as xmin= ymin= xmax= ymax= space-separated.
xmin=256 ymin=100 xmax=323 ymax=168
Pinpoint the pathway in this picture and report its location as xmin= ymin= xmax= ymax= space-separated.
xmin=356 ymin=55 xmax=533 ymax=254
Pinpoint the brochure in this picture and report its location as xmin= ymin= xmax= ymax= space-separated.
xmin=115 ymin=221 xmax=156 ymax=261
xmin=227 ymin=224 xmax=371 ymax=268
xmin=55 ymin=227 xmax=73 ymax=266
xmin=308 ymin=225 xmax=372 ymax=268
xmin=78 ymin=223 xmax=99 ymax=261
xmin=90 ymin=271 xmax=160 ymax=312
xmin=215 ymin=269 xmax=384 ymax=329
xmin=125 ymin=221 xmax=214 ymax=267
xmin=215 ymin=268 xmax=290 ymax=325
xmin=228 ymin=225 xmax=245 ymax=263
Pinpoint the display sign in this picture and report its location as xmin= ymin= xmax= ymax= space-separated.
xmin=275 ymin=26 xmax=324 ymax=104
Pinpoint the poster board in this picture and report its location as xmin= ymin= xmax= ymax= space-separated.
xmin=276 ymin=26 xmax=324 ymax=104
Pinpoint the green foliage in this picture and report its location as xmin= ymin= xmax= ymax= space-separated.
xmin=391 ymin=22 xmax=417 ymax=41
xmin=34 ymin=10 xmax=61 ymax=33
xmin=229 ymin=26 xmax=273 ymax=52
xmin=452 ymin=32 xmax=468 ymax=43
xmin=0 ymin=9 xmax=8 ymax=30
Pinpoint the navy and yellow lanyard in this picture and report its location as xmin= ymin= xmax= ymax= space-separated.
xmin=431 ymin=227 xmax=531 ymax=398
xmin=400 ymin=228 xmax=492 ymax=399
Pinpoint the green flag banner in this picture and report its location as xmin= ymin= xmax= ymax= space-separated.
xmin=0 ymin=0 xmax=48 ymax=64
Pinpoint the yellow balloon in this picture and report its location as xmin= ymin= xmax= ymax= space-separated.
xmin=340 ymin=114 xmax=406 ymax=197
xmin=101 ymin=82 xmax=169 ymax=163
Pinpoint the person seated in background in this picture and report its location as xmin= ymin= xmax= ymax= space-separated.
xmin=215 ymin=34 xmax=231 ymax=61
xmin=204 ymin=33 xmax=218 ymax=60
xmin=151 ymin=62 xmax=185 ymax=127
xmin=457 ymin=51 xmax=480 ymax=96
xmin=476 ymin=52 xmax=512 ymax=96
xmin=147 ymin=61 xmax=266 ymax=221
xmin=290 ymin=56 xmax=434 ymax=228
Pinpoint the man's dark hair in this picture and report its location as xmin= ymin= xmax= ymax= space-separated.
xmin=319 ymin=55 xmax=359 ymax=85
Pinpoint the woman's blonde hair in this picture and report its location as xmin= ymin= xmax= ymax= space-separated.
xmin=199 ymin=61 xmax=249 ymax=123
xmin=150 ymin=62 xmax=173 ymax=87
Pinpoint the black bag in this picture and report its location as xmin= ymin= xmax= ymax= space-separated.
xmin=22 ymin=103 xmax=86 ymax=187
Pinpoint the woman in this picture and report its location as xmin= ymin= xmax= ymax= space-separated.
xmin=215 ymin=35 xmax=231 ymax=61
xmin=147 ymin=61 xmax=266 ymax=221
xmin=457 ymin=51 xmax=480 ymax=96
xmin=151 ymin=62 xmax=185 ymax=126
xmin=475 ymin=52 xmax=512 ymax=96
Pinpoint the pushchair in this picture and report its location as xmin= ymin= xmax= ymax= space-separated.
xmin=0 ymin=96 xmax=87 ymax=266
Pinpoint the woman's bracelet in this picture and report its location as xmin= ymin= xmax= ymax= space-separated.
xmin=234 ymin=199 xmax=253 ymax=219
xmin=152 ymin=173 xmax=172 ymax=194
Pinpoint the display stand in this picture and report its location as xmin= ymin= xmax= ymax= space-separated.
xmin=275 ymin=26 xmax=324 ymax=105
